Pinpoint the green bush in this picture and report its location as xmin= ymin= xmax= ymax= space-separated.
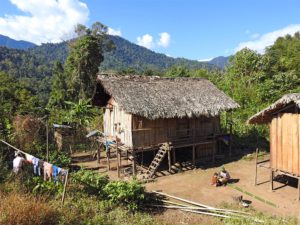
xmin=71 ymin=169 xmax=109 ymax=197
xmin=104 ymin=179 xmax=145 ymax=211
xmin=31 ymin=176 xmax=64 ymax=197
xmin=49 ymin=151 xmax=71 ymax=167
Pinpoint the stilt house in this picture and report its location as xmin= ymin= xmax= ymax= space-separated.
xmin=92 ymin=74 xmax=239 ymax=176
xmin=248 ymin=93 xmax=300 ymax=199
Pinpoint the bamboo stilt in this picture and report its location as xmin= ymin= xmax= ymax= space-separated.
xmin=254 ymin=148 xmax=258 ymax=186
xmin=61 ymin=170 xmax=69 ymax=205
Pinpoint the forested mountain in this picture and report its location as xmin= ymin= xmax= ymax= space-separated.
xmin=0 ymin=34 xmax=36 ymax=49
xmin=100 ymin=35 xmax=215 ymax=71
xmin=0 ymin=34 xmax=218 ymax=75
xmin=207 ymin=56 xmax=230 ymax=68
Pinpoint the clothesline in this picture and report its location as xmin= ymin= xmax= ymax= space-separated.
xmin=0 ymin=139 xmax=70 ymax=205
xmin=1 ymin=139 xmax=31 ymax=158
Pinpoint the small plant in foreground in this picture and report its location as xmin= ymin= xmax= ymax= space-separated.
xmin=104 ymin=179 xmax=145 ymax=211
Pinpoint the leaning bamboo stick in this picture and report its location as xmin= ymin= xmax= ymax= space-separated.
xmin=181 ymin=208 xmax=231 ymax=218
xmin=155 ymin=202 xmax=250 ymax=217
xmin=152 ymin=191 xmax=214 ymax=209
xmin=163 ymin=199 xmax=251 ymax=215
xmin=153 ymin=191 xmax=250 ymax=215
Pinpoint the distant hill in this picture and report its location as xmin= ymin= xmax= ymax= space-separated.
xmin=208 ymin=56 xmax=231 ymax=69
xmin=0 ymin=34 xmax=224 ymax=80
xmin=0 ymin=34 xmax=36 ymax=50
xmin=27 ymin=35 xmax=217 ymax=72
xmin=100 ymin=35 xmax=216 ymax=71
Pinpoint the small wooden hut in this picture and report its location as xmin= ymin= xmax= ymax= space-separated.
xmin=248 ymin=93 xmax=300 ymax=199
xmin=92 ymin=74 xmax=239 ymax=176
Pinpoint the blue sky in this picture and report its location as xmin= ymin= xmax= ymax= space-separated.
xmin=0 ymin=0 xmax=300 ymax=60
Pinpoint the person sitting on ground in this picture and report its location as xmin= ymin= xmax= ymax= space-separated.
xmin=218 ymin=166 xmax=231 ymax=185
xmin=13 ymin=152 xmax=26 ymax=174
xmin=211 ymin=172 xmax=221 ymax=187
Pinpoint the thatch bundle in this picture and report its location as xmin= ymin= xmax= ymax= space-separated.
xmin=248 ymin=93 xmax=300 ymax=124
xmin=93 ymin=74 xmax=239 ymax=120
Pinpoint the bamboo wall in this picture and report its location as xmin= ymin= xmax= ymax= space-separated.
xmin=103 ymin=99 xmax=132 ymax=146
xmin=103 ymin=98 xmax=221 ymax=158
xmin=270 ymin=113 xmax=300 ymax=176
xmin=131 ymin=115 xmax=220 ymax=148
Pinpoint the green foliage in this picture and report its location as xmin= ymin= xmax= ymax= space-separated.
xmin=47 ymin=61 xmax=68 ymax=108
xmin=65 ymin=22 xmax=114 ymax=100
xmin=64 ymin=98 xmax=96 ymax=127
xmin=49 ymin=151 xmax=71 ymax=168
xmin=72 ymin=169 xmax=109 ymax=197
xmin=104 ymin=179 xmax=145 ymax=211
xmin=31 ymin=176 xmax=64 ymax=197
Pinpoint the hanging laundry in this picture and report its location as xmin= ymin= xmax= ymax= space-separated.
xmin=32 ymin=157 xmax=41 ymax=176
xmin=13 ymin=153 xmax=26 ymax=174
xmin=43 ymin=162 xmax=53 ymax=181
xmin=25 ymin=153 xmax=33 ymax=163
xmin=38 ymin=159 xmax=44 ymax=170
xmin=52 ymin=165 xmax=62 ymax=182
xmin=105 ymin=140 xmax=115 ymax=152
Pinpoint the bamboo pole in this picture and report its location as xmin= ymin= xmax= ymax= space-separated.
xmin=152 ymin=191 xmax=214 ymax=209
xmin=0 ymin=140 xmax=27 ymax=155
xmin=97 ymin=143 xmax=101 ymax=164
xmin=181 ymin=209 xmax=231 ymax=218
xmin=254 ymin=148 xmax=258 ymax=186
xmin=161 ymin=199 xmax=250 ymax=215
xmin=153 ymin=191 xmax=249 ymax=215
xmin=298 ymin=177 xmax=300 ymax=201
xmin=61 ymin=170 xmax=69 ymax=205
xmin=192 ymin=145 xmax=196 ymax=166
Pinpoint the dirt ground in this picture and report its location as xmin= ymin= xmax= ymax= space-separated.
xmin=72 ymin=152 xmax=300 ymax=224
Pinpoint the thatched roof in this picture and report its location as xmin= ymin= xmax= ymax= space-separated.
xmin=93 ymin=74 xmax=239 ymax=120
xmin=248 ymin=93 xmax=300 ymax=124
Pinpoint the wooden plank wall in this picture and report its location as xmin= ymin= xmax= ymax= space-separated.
xmin=131 ymin=116 xmax=220 ymax=149
xmin=270 ymin=113 xmax=300 ymax=176
xmin=103 ymin=99 xmax=133 ymax=147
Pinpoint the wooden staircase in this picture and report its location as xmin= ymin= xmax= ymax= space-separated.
xmin=145 ymin=142 xmax=170 ymax=179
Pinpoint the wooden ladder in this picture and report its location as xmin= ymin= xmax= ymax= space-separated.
xmin=146 ymin=142 xmax=170 ymax=178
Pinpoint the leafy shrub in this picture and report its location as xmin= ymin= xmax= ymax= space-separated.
xmin=49 ymin=151 xmax=71 ymax=167
xmin=31 ymin=176 xmax=64 ymax=197
xmin=72 ymin=169 xmax=109 ymax=197
xmin=104 ymin=179 xmax=145 ymax=211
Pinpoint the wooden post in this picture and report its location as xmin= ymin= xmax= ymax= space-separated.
xmin=46 ymin=121 xmax=49 ymax=162
xmin=117 ymin=150 xmax=120 ymax=178
xmin=298 ymin=177 xmax=300 ymax=201
xmin=229 ymin=123 xmax=232 ymax=159
xmin=61 ymin=170 xmax=69 ymax=205
xmin=107 ymin=151 xmax=110 ymax=171
xmin=141 ymin=151 xmax=144 ymax=166
xmin=254 ymin=148 xmax=258 ymax=186
xmin=270 ymin=169 xmax=274 ymax=191
xmin=212 ymin=139 xmax=216 ymax=164
xmin=97 ymin=143 xmax=101 ymax=164
xmin=192 ymin=145 xmax=196 ymax=166
xmin=116 ymin=139 xmax=120 ymax=178
xmin=172 ymin=148 xmax=176 ymax=164
xmin=132 ymin=151 xmax=136 ymax=176
xmin=168 ymin=149 xmax=171 ymax=172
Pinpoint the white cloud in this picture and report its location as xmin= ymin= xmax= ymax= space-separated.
xmin=0 ymin=0 xmax=89 ymax=44
xmin=198 ymin=57 xmax=213 ymax=62
xmin=235 ymin=24 xmax=300 ymax=53
xmin=157 ymin=32 xmax=170 ymax=47
xmin=137 ymin=32 xmax=171 ymax=49
xmin=107 ymin=27 xmax=122 ymax=36
xmin=137 ymin=34 xmax=154 ymax=49
xmin=250 ymin=33 xmax=260 ymax=39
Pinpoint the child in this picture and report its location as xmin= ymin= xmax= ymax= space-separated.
xmin=211 ymin=172 xmax=221 ymax=187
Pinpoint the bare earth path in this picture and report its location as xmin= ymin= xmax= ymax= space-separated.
xmin=146 ymin=158 xmax=300 ymax=224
